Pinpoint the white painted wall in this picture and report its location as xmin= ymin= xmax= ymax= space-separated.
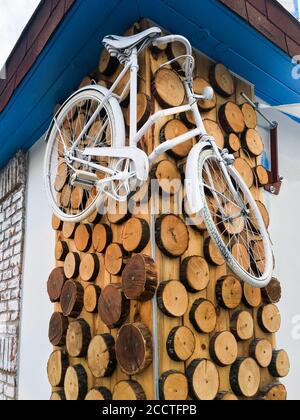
xmin=258 ymin=105 xmax=300 ymax=400
xmin=18 ymin=137 xmax=53 ymax=400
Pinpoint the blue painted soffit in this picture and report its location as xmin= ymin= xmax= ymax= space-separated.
xmin=0 ymin=0 xmax=299 ymax=168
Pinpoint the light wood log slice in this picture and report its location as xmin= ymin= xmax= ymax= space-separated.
xmin=230 ymin=358 xmax=260 ymax=398
xmin=186 ymin=359 xmax=220 ymax=400
xmin=74 ymin=224 xmax=92 ymax=252
xmin=193 ymin=77 xmax=217 ymax=111
xmin=242 ymin=129 xmax=264 ymax=157
xmin=150 ymin=159 xmax=182 ymax=196
xmin=151 ymin=40 xmax=168 ymax=55
xmin=160 ymin=119 xmax=195 ymax=159
xmin=226 ymin=133 xmax=241 ymax=153
xmin=269 ymin=350 xmax=290 ymax=378
xmin=84 ymin=284 xmax=101 ymax=313
xmin=122 ymin=218 xmax=150 ymax=253
xmin=216 ymin=276 xmax=242 ymax=310
xmin=55 ymin=240 xmax=69 ymax=262
xmin=203 ymin=119 xmax=225 ymax=149
xmin=64 ymin=252 xmax=81 ymax=279
xmin=262 ymin=278 xmax=281 ymax=304
xmin=249 ymin=200 xmax=270 ymax=231
xmin=183 ymin=198 xmax=207 ymax=232
xmin=112 ymin=380 xmax=146 ymax=401
xmin=257 ymin=304 xmax=281 ymax=333
xmin=153 ymin=68 xmax=185 ymax=108
xmin=215 ymin=392 xmax=238 ymax=401
xmin=129 ymin=180 xmax=151 ymax=207
xmin=66 ymin=319 xmax=91 ymax=358
xmin=71 ymin=186 xmax=86 ymax=210
xmin=48 ymin=312 xmax=69 ymax=347
xmin=85 ymin=387 xmax=112 ymax=401
xmin=166 ymin=41 xmax=186 ymax=74
xmin=98 ymin=283 xmax=130 ymax=329
xmin=243 ymin=283 xmax=262 ymax=308
xmin=157 ymin=280 xmax=189 ymax=318
xmin=78 ymin=76 xmax=92 ymax=89
xmin=122 ymin=254 xmax=158 ymax=301
xmin=92 ymin=224 xmax=113 ymax=253
xmin=79 ymin=253 xmax=100 ymax=282
xmin=156 ymin=214 xmax=189 ymax=258
xmin=107 ymin=199 xmax=131 ymax=225
xmin=50 ymin=391 xmax=66 ymax=400
xmin=204 ymin=237 xmax=225 ymax=266
xmin=222 ymin=203 xmax=245 ymax=236
xmin=87 ymin=206 xmax=102 ymax=224
xmin=47 ymin=267 xmax=67 ymax=303
xmin=189 ymin=298 xmax=217 ymax=334
xmin=230 ymin=310 xmax=254 ymax=341
xmin=60 ymin=280 xmax=84 ymax=318
xmin=241 ymin=103 xmax=257 ymax=129
xmin=233 ymin=157 xmax=254 ymax=188
xmin=254 ymin=165 xmax=269 ymax=187
xmin=167 ymin=326 xmax=196 ymax=362
xmin=232 ymin=243 xmax=250 ymax=271
xmin=116 ymin=323 xmax=153 ymax=375
xmin=159 ymin=370 xmax=189 ymax=401
xmin=114 ymin=69 xmax=131 ymax=106
xmin=209 ymin=331 xmax=238 ymax=367
xmin=52 ymin=214 xmax=63 ymax=231
xmin=125 ymin=93 xmax=151 ymax=130
xmin=219 ymin=102 xmax=245 ymax=134
xmin=98 ymin=48 xmax=119 ymax=76
xmin=87 ymin=334 xmax=116 ymax=378
xmin=251 ymin=240 xmax=265 ymax=262
xmin=104 ymin=243 xmax=126 ymax=276
xmin=249 ymin=339 xmax=273 ymax=368
xmin=62 ymin=221 xmax=78 ymax=239
xmin=64 ymin=365 xmax=88 ymax=401
xmin=209 ymin=63 xmax=234 ymax=98
xmin=180 ymin=256 xmax=209 ymax=293
xmin=55 ymin=163 xmax=69 ymax=193
xmin=47 ymin=350 xmax=68 ymax=387
xmin=257 ymin=383 xmax=287 ymax=400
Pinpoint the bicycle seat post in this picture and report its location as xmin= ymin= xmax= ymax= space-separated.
xmin=129 ymin=47 xmax=139 ymax=146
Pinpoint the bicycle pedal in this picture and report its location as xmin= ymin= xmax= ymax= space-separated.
xmin=71 ymin=170 xmax=98 ymax=191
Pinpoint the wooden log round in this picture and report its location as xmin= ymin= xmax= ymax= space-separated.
xmin=104 ymin=243 xmax=126 ymax=276
xmin=60 ymin=280 xmax=84 ymax=318
xmin=257 ymin=304 xmax=281 ymax=334
xmin=209 ymin=331 xmax=238 ymax=367
xmin=166 ymin=41 xmax=187 ymax=74
xmin=150 ymin=159 xmax=182 ymax=196
xmin=153 ymin=68 xmax=185 ymax=108
xmin=203 ymin=119 xmax=225 ymax=150
xmin=180 ymin=256 xmax=209 ymax=293
xmin=249 ymin=338 xmax=273 ymax=368
xmin=87 ymin=206 xmax=102 ymax=225
xmin=233 ymin=157 xmax=254 ymax=188
xmin=186 ymin=359 xmax=220 ymax=400
xmin=55 ymin=162 xmax=69 ymax=192
xmin=64 ymin=364 xmax=88 ymax=401
xmin=257 ymin=383 xmax=287 ymax=400
xmin=79 ymin=253 xmax=100 ymax=282
xmin=156 ymin=214 xmax=189 ymax=258
xmin=219 ymin=102 xmax=245 ymax=134
xmin=159 ymin=370 xmax=189 ymax=401
xmin=92 ymin=224 xmax=113 ymax=254
xmin=216 ymin=275 xmax=242 ymax=310
xmin=215 ymin=392 xmax=238 ymax=401
xmin=262 ymin=278 xmax=281 ymax=304
xmin=47 ymin=267 xmax=67 ymax=303
xmin=221 ymin=203 xmax=245 ymax=236
xmin=74 ymin=224 xmax=92 ymax=252
xmin=232 ymin=243 xmax=250 ymax=271
xmin=230 ymin=310 xmax=254 ymax=341
xmin=85 ymin=387 xmax=112 ymax=401
xmin=116 ymin=323 xmax=153 ymax=375
xmin=98 ymin=48 xmax=119 ymax=76
xmin=52 ymin=214 xmax=63 ymax=231
xmin=251 ymin=240 xmax=265 ymax=263
xmin=107 ymin=199 xmax=131 ymax=225
xmin=55 ymin=240 xmax=69 ymax=262
xmin=98 ymin=283 xmax=130 ymax=329
xmin=50 ymin=391 xmax=66 ymax=400
xmin=209 ymin=63 xmax=234 ymax=97
xmin=112 ymin=380 xmax=146 ymax=401
xmin=243 ymin=283 xmax=262 ymax=308
xmin=47 ymin=350 xmax=68 ymax=387
xmin=48 ymin=312 xmax=69 ymax=347
xmin=64 ymin=252 xmax=81 ymax=279
xmin=230 ymin=357 xmax=260 ymax=398
xmin=62 ymin=221 xmax=78 ymax=239
xmin=189 ymin=298 xmax=217 ymax=334
xmin=249 ymin=200 xmax=270 ymax=231
xmin=269 ymin=350 xmax=290 ymax=378
xmin=60 ymin=184 xmax=71 ymax=208
xmin=122 ymin=254 xmax=158 ymax=302
xmin=204 ymin=237 xmax=225 ymax=267
xmin=87 ymin=334 xmax=116 ymax=378
xmin=122 ymin=218 xmax=150 ymax=253
xmin=71 ymin=187 xmax=86 ymax=210
xmin=160 ymin=119 xmax=195 ymax=160
xmin=125 ymin=93 xmax=151 ymax=130
xmin=241 ymin=103 xmax=257 ymax=129
xmin=66 ymin=319 xmax=91 ymax=358
xmin=84 ymin=284 xmax=101 ymax=313
xmin=167 ymin=326 xmax=196 ymax=362
xmin=193 ymin=77 xmax=217 ymax=111
xmin=157 ymin=280 xmax=189 ymax=318
xmin=226 ymin=133 xmax=241 ymax=154
xmin=254 ymin=165 xmax=269 ymax=187
xmin=242 ymin=129 xmax=264 ymax=157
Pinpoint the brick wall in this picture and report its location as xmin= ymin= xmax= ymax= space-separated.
xmin=0 ymin=151 xmax=27 ymax=400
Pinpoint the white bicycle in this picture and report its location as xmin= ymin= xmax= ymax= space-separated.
xmin=44 ymin=27 xmax=273 ymax=288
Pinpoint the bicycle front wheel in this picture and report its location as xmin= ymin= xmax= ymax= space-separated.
xmin=197 ymin=148 xmax=273 ymax=288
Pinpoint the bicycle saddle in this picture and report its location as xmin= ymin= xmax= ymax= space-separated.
xmin=103 ymin=27 xmax=162 ymax=52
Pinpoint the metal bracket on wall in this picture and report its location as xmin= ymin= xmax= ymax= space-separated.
xmin=241 ymin=92 xmax=283 ymax=195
